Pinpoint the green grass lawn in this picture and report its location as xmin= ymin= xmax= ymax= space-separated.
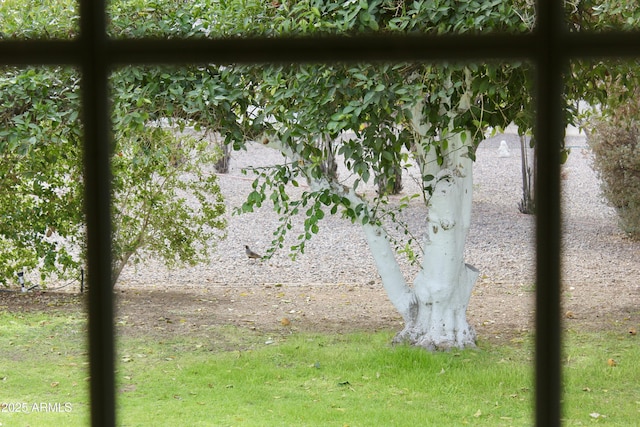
xmin=1 ymin=310 xmax=638 ymax=426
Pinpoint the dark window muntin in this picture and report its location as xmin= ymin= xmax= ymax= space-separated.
xmin=1 ymin=1 xmax=640 ymax=426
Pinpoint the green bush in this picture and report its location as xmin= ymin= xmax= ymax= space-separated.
xmin=589 ymin=97 xmax=640 ymax=239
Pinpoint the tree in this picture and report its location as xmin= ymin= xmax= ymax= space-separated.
xmin=563 ymin=0 xmax=640 ymax=238
xmin=111 ymin=2 xmax=638 ymax=348
xmin=1 ymin=0 xmax=280 ymax=287
xmin=0 ymin=67 xmax=84 ymax=285
xmin=0 ymin=0 xmax=252 ymax=287
xmin=220 ymin=1 xmax=532 ymax=349
xmin=108 ymin=65 xmax=237 ymax=285
xmin=588 ymin=90 xmax=640 ymax=239
xmin=0 ymin=65 xmax=228 ymax=287
xmin=109 ymin=125 xmax=227 ymax=286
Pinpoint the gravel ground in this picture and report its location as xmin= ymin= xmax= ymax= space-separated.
xmin=118 ymin=130 xmax=639 ymax=292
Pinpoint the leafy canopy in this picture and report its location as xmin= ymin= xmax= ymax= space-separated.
xmin=2 ymin=0 xmax=638 ymax=282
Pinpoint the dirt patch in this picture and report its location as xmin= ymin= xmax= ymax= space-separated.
xmin=2 ymin=277 xmax=639 ymax=347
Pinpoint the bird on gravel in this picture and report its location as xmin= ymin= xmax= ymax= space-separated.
xmin=245 ymin=245 xmax=263 ymax=260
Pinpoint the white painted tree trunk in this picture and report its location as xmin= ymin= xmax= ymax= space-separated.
xmin=368 ymin=85 xmax=479 ymax=350
xmin=395 ymin=160 xmax=478 ymax=350
xmin=362 ymin=131 xmax=478 ymax=350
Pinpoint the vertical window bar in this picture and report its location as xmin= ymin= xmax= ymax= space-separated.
xmin=79 ymin=0 xmax=116 ymax=425
xmin=534 ymin=1 xmax=565 ymax=426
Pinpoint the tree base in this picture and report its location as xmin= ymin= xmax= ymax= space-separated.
xmin=392 ymin=322 xmax=477 ymax=351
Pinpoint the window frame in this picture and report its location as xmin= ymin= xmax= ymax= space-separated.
xmin=1 ymin=1 xmax=639 ymax=425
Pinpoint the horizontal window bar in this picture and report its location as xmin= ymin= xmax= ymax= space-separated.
xmin=2 ymin=31 xmax=640 ymax=66
xmin=107 ymin=34 xmax=539 ymax=64
xmin=565 ymin=31 xmax=640 ymax=57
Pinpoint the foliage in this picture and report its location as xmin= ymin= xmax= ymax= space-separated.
xmin=109 ymin=124 xmax=227 ymax=285
xmin=111 ymin=65 xmax=259 ymax=147
xmin=588 ymin=90 xmax=640 ymax=239
xmin=565 ymin=2 xmax=640 ymax=239
xmin=0 ymin=0 xmax=78 ymax=39
xmin=567 ymin=0 xmax=640 ymax=31
xmin=225 ymin=0 xmax=533 ymax=260
xmin=564 ymin=2 xmax=640 ymax=128
xmin=1 ymin=0 xmax=256 ymax=287
xmin=0 ymin=67 xmax=84 ymax=284
xmin=0 ymin=0 xmax=536 ymax=274
xmin=0 ymin=63 xmax=228 ymax=286
xmin=234 ymin=58 xmax=531 ymax=260
xmin=104 ymin=0 xmax=531 ymax=39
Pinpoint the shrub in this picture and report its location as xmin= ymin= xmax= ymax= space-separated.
xmin=588 ymin=95 xmax=640 ymax=239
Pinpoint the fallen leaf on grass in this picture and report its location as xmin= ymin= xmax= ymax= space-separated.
xmin=119 ymin=384 xmax=137 ymax=393
xmin=50 ymin=382 xmax=59 ymax=388
xmin=473 ymin=409 xmax=482 ymax=418
xmin=590 ymin=412 xmax=606 ymax=419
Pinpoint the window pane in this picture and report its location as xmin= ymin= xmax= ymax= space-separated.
xmin=0 ymin=0 xmax=79 ymax=39
xmin=0 ymin=66 xmax=85 ymax=287
xmin=105 ymin=61 xmax=543 ymax=424
xmin=566 ymin=0 xmax=640 ymax=32
xmin=0 ymin=66 xmax=88 ymax=424
xmin=106 ymin=0 xmax=534 ymax=39
xmin=562 ymin=61 xmax=640 ymax=422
